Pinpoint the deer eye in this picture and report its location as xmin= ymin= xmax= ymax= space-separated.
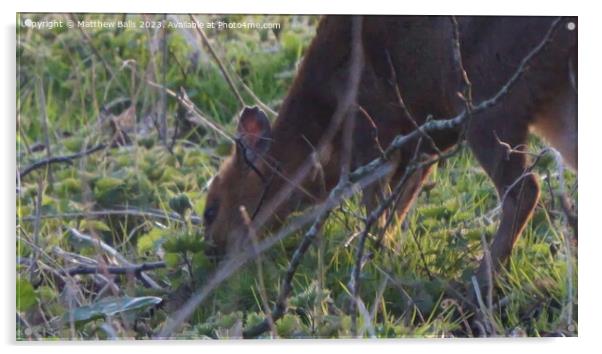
xmin=203 ymin=202 xmax=219 ymax=226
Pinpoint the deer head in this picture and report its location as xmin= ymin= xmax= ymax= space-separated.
xmin=203 ymin=106 xmax=274 ymax=258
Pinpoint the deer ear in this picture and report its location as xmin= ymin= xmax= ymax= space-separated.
xmin=236 ymin=106 xmax=272 ymax=164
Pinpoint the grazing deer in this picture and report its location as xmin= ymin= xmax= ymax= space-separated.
xmin=203 ymin=16 xmax=577 ymax=289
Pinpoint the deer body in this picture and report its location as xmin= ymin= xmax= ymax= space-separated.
xmin=204 ymin=16 xmax=577 ymax=284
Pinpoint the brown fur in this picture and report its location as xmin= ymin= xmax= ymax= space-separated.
xmin=203 ymin=16 xmax=577 ymax=285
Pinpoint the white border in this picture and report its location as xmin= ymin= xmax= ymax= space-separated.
xmin=3 ymin=1 xmax=599 ymax=353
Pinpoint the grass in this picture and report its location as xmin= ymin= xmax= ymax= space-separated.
xmin=16 ymin=13 xmax=577 ymax=339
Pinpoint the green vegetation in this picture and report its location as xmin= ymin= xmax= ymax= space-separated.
xmin=16 ymin=14 xmax=577 ymax=340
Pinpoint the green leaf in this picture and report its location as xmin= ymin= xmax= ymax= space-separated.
xmin=183 ymin=152 xmax=207 ymax=167
xmin=93 ymin=177 xmax=126 ymax=205
xmin=137 ymin=228 xmax=166 ymax=254
xmin=169 ymin=194 xmax=193 ymax=216
xmin=419 ymin=205 xmax=448 ymax=219
xmin=55 ymin=177 xmax=81 ymax=197
xmin=16 ymin=278 xmax=37 ymax=312
xmin=245 ymin=312 xmax=263 ymax=329
xmin=164 ymin=252 xmax=181 ymax=268
xmin=94 ymin=177 xmax=124 ymax=191
xmin=163 ymin=232 xmax=205 ymax=255
xmin=217 ymin=311 xmax=243 ymax=329
xmin=139 ymin=136 xmax=156 ymax=149
xmin=65 ymin=296 xmax=162 ymax=324
xmin=80 ymin=220 xmax=111 ymax=233
xmin=191 ymin=252 xmax=209 ymax=269
xmin=115 ymin=154 xmax=132 ymax=168
xmin=63 ymin=136 xmax=84 ymax=153
xmin=276 ymin=313 xmax=300 ymax=338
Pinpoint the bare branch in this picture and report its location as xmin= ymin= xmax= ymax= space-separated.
xmin=450 ymin=16 xmax=473 ymax=109
xmin=60 ymin=261 xmax=166 ymax=277
xmin=475 ymin=17 xmax=562 ymax=112
xmin=67 ymin=228 xmax=163 ymax=290
xmin=146 ymin=81 xmax=234 ymax=142
xmin=19 ymin=144 xmax=107 ymax=180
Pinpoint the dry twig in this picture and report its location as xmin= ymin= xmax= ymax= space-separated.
xmin=19 ymin=144 xmax=107 ymax=180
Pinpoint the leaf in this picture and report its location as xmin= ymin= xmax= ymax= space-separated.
xmin=169 ymin=194 xmax=193 ymax=216
xmin=419 ymin=205 xmax=448 ymax=219
xmin=58 ymin=177 xmax=82 ymax=195
xmin=183 ymin=153 xmax=207 ymax=167
xmin=94 ymin=177 xmax=124 ymax=191
xmin=80 ymin=220 xmax=111 ymax=233
xmin=16 ymin=278 xmax=37 ymax=312
xmin=137 ymin=228 xmax=166 ymax=254
xmin=93 ymin=177 xmax=126 ymax=205
xmin=245 ymin=312 xmax=263 ymax=329
xmin=63 ymin=136 xmax=84 ymax=153
xmin=276 ymin=313 xmax=300 ymax=338
xmin=163 ymin=232 xmax=204 ymax=254
xmin=164 ymin=253 xmax=181 ymax=268
xmin=191 ymin=252 xmax=209 ymax=269
xmin=217 ymin=311 xmax=243 ymax=329
xmin=37 ymin=285 xmax=57 ymax=303
xmin=65 ymin=296 xmax=162 ymax=324
xmin=115 ymin=154 xmax=132 ymax=168
xmin=295 ymin=307 xmax=312 ymax=328
xmin=139 ymin=136 xmax=156 ymax=149
xmin=281 ymin=32 xmax=302 ymax=60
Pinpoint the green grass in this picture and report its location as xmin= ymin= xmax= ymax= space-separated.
xmin=16 ymin=13 xmax=577 ymax=339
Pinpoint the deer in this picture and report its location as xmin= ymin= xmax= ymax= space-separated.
xmin=202 ymin=15 xmax=577 ymax=295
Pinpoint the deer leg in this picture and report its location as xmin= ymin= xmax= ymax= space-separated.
xmin=387 ymin=165 xmax=433 ymax=225
xmin=360 ymin=166 xmax=427 ymax=230
xmin=361 ymin=178 xmax=389 ymax=227
xmin=467 ymin=111 xmax=541 ymax=291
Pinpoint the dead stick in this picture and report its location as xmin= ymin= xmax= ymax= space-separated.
xmin=60 ymin=261 xmax=166 ymax=276
xmin=19 ymin=144 xmax=106 ymax=180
